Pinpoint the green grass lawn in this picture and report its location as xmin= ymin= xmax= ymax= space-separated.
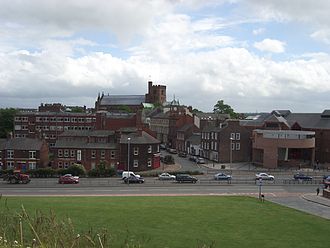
xmin=1 ymin=196 xmax=329 ymax=248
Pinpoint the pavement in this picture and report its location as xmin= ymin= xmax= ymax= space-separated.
xmin=301 ymin=192 xmax=330 ymax=207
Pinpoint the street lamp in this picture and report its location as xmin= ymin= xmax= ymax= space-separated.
xmin=230 ymin=137 xmax=234 ymax=166
xmin=127 ymin=137 xmax=131 ymax=185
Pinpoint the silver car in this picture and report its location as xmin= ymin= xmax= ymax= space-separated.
xmin=158 ymin=173 xmax=176 ymax=180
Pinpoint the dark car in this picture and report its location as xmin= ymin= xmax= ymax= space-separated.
xmin=293 ymin=173 xmax=312 ymax=181
xmin=178 ymin=152 xmax=187 ymax=158
xmin=175 ymin=174 xmax=198 ymax=183
xmin=124 ymin=176 xmax=145 ymax=184
xmin=58 ymin=174 xmax=79 ymax=184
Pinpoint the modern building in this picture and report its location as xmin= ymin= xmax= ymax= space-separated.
xmin=0 ymin=137 xmax=49 ymax=171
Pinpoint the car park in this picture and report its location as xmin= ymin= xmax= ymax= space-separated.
xmin=124 ymin=176 xmax=144 ymax=184
xmin=175 ymin=174 xmax=198 ymax=183
xmin=293 ymin=173 xmax=312 ymax=180
xmin=58 ymin=174 xmax=79 ymax=184
xmin=214 ymin=173 xmax=232 ymax=180
xmin=255 ymin=173 xmax=274 ymax=180
xmin=158 ymin=172 xmax=176 ymax=180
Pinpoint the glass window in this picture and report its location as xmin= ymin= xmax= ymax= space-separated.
xmin=231 ymin=133 xmax=235 ymax=140
xmin=147 ymin=158 xmax=152 ymax=167
xmin=101 ymin=150 xmax=105 ymax=159
xmin=236 ymin=133 xmax=240 ymax=140
xmin=7 ymin=150 xmax=14 ymax=159
xmin=236 ymin=143 xmax=240 ymax=150
xmin=29 ymin=162 xmax=36 ymax=170
xmin=70 ymin=150 xmax=75 ymax=158
xmin=29 ymin=151 xmax=36 ymax=159
xmin=64 ymin=150 xmax=69 ymax=158
xmin=134 ymin=147 xmax=139 ymax=155
xmin=58 ymin=150 xmax=63 ymax=157
xmin=77 ymin=150 xmax=82 ymax=161
xmin=148 ymin=145 xmax=152 ymax=153
xmin=133 ymin=160 xmax=139 ymax=167
xmin=111 ymin=151 xmax=115 ymax=159
xmin=91 ymin=150 xmax=96 ymax=159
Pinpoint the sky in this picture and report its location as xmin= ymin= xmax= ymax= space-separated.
xmin=0 ymin=0 xmax=330 ymax=113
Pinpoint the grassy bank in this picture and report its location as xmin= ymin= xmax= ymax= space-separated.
xmin=0 ymin=196 xmax=329 ymax=247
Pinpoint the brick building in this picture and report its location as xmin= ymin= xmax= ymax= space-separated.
xmin=0 ymin=137 xmax=49 ymax=171
xmin=14 ymin=104 xmax=96 ymax=148
xmin=200 ymin=119 xmax=251 ymax=163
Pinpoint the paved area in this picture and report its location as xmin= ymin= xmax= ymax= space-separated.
xmin=267 ymin=193 xmax=330 ymax=220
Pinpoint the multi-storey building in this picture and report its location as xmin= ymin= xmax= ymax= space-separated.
xmin=53 ymin=129 xmax=160 ymax=172
xmin=0 ymin=137 xmax=49 ymax=171
xmin=14 ymin=111 xmax=97 ymax=148
xmin=200 ymin=120 xmax=251 ymax=163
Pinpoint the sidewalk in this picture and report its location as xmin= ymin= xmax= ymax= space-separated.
xmin=301 ymin=193 xmax=330 ymax=207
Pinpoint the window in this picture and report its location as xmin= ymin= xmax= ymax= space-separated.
xmin=58 ymin=149 xmax=63 ymax=157
xmin=7 ymin=150 xmax=14 ymax=159
xmin=29 ymin=162 xmax=36 ymax=170
xmin=214 ymin=142 xmax=218 ymax=150
xmin=91 ymin=150 xmax=96 ymax=159
xmin=148 ymin=145 xmax=152 ymax=153
xmin=70 ymin=150 xmax=75 ymax=158
xmin=64 ymin=162 xmax=69 ymax=168
xmin=231 ymin=133 xmax=235 ymax=140
xmin=133 ymin=160 xmax=139 ymax=167
xmin=147 ymin=158 xmax=152 ymax=167
xmin=77 ymin=150 xmax=82 ymax=161
xmin=236 ymin=143 xmax=240 ymax=151
xmin=29 ymin=151 xmax=36 ymax=159
xmin=231 ymin=142 xmax=235 ymax=150
xmin=134 ymin=147 xmax=139 ymax=155
xmin=235 ymin=133 xmax=240 ymax=140
xmin=58 ymin=161 xmax=63 ymax=168
xmin=214 ymin=132 xmax=218 ymax=140
xmin=7 ymin=161 xmax=14 ymax=169
xmin=101 ymin=150 xmax=105 ymax=159
xmin=111 ymin=151 xmax=115 ymax=159
xmin=64 ymin=150 xmax=69 ymax=158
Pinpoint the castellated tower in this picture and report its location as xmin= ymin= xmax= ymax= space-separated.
xmin=145 ymin=81 xmax=167 ymax=105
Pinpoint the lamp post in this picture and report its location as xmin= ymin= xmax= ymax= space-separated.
xmin=127 ymin=137 xmax=131 ymax=185
xmin=230 ymin=137 xmax=234 ymax=166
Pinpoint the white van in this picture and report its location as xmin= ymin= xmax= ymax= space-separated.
xmin=121 ymin=171 xmax=141 ymax=179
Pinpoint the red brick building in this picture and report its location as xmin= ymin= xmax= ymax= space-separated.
xmin=0 ymin=137 xmax=49 ymax=171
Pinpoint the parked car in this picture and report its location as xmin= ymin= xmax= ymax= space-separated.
xmin=189 ymin=156 xmax=197 ymax=162
xmin=124 ymin=176 xmax=144 ymax=184
xmin=175 ymin=174 xmax=198 ymax=183
xmin=196 ymin=157 xmax=205 ymax=164
xmin=293 ymin=173 xmax=312 ymax=180
xmin=255 ymin=173 xmax=274 ymax=180
xmin=160 ymin=144 xmax=166 ymax=150
xmin=158 ymin=173 xmax=176 ymax=180
xmin=214 ymin=173 xmax=232 ymax=181
xmin=178 ymin=152 xmax=187 ymax=158
xmin=58 ymin=174 xmax=79 ymax=184
xmin=167 ymin=148 xmax=177 ymax=154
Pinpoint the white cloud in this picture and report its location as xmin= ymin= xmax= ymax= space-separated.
xmin=252 ymin=28 xmax=265 ymax=35
xmin=310 ymin=29 xmax=330 ymax=44
xmin=254 ymin=39 xmax=286 ymax=53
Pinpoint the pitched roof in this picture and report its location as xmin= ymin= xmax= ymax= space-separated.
xmin=100 ymin=95 xmax=145 ymax=106
xmin=177 ymin=123 xmax=194 ymax=132
xmin=59 ymin=130 xmax=115 ymax=137
xmin=54 ymin=140 xmax=117 ymax=149
xmin=195 ymin=112 xmax=229 ymax=120
xmin=186 ymin=133 xmax=201 ymax=145
xmin=1 ymin=138 xmax=44 ymax=150
xmin=120 ymin=131 xmax=160 ymax=144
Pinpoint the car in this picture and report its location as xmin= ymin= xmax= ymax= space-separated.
xmin=293 ymin=173 xmax=313 ymax=180
xmin=178 ymin=152 xmax=187 ymax=158
xmin=58 ymin=174 xmax=79 ymax=184
xmin=175 ymin=174 xmax=198 ymax=183
xmin=160 ymin=144 xmax=166 ymax=150
xmin=323 ymin=175 xmax=330 ymax=180
xmin=196 ymin=157 xmax=205 ymax=164
xmin=158 ymin=172 xmax=176 ymax=180
xmin=167 ymin=148 xmax=177 ymax=154
xmin=255 ymin=173 xmax=274 ymax=180
xmin=214 ymin=173 xmax=232 ymax=180
xmin=122 ymin=171 xmax=141 ymax=179
xmin=189 ymin=156 xmax=197 ymax=162
xmin=124 ymin=176 xmax=144 ymax=184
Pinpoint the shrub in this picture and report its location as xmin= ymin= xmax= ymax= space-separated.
xmin=66 ymin=164 xmax=86 ymax=177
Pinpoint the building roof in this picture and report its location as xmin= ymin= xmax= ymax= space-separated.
xmin=100 ymin=95 xmax=145 ymax=106
xmin=186 ymin=133 xmax=201 ymax=145
xmin=120 ymin=131 xmax=160 ymax=144
xmin=54 ymin=140 xmax=117 ymax=149
xmin=241 ymin=110 xmax=330 ymax=129
xmin=16 ymin=111 xmax=95 ymax=116
xmin=195 ymin=112 xmax=229 ymax=120
xmin=59 ymin=130 xmax=115 ymax=137
xmin=0 ymin=138 xmax=44 ymax=150
xmin=177 ymin=123 xmax=194 ymax=132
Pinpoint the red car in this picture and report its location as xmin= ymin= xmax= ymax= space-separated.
xmin=58 ymin=174 xmax=79 ymax=184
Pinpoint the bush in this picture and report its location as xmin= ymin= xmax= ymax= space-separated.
xmin=87 ymin=162 xmax=116 ymax=177
xmin=66 ymin=164 xmax=86 ymax=177
xmin=28 ymin=168 xmax=57 ymax=178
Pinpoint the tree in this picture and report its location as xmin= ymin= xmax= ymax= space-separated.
xmin=0 ymin=108 xmax=17 ymax=138
xmin=213 ymin=100 xmax=238 ymax=119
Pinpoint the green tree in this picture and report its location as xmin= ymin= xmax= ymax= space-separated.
xmin=213 ymin=100 xmax=238 ymax=118
xmin=0 ymin=108 xmax=17 ymax=138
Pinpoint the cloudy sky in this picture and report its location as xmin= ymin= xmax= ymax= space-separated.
xmin=0 ymin=0 xmax=330 ymax=113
